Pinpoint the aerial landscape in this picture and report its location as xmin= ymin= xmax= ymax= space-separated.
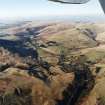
xmin=0 ymin=0 xmax=105 ymax=105
xmin=0 ymin=19 xmax=105 ymax=105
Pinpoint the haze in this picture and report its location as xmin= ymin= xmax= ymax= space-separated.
xmin=0 ymin=0 xmax=104 ymax=20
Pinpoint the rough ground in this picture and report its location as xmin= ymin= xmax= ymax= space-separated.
xmin=0 ymin=21 xmax=105 ymax=105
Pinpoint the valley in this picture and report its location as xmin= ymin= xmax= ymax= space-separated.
xmin=0 ymin=21 xmax=105 ymax=105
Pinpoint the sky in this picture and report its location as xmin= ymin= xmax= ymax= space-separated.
xmin=0 ymin=0 xmax=104 ymax=19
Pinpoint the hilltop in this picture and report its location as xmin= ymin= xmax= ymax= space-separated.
xmin=0 ymin=21 xmax=105 ymax=105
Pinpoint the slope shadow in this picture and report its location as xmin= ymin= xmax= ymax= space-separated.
xmin=0 ymin=39 xmax=38 ymax=58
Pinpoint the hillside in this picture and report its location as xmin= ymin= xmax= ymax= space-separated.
xmin=0 ymin=21 xmax=105 ymax=105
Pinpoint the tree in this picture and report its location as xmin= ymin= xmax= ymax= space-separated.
xmin=58 ymin=50 xmax=66 ymax=65
xmin=26 ymin=28 xmax=40 ymax=60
